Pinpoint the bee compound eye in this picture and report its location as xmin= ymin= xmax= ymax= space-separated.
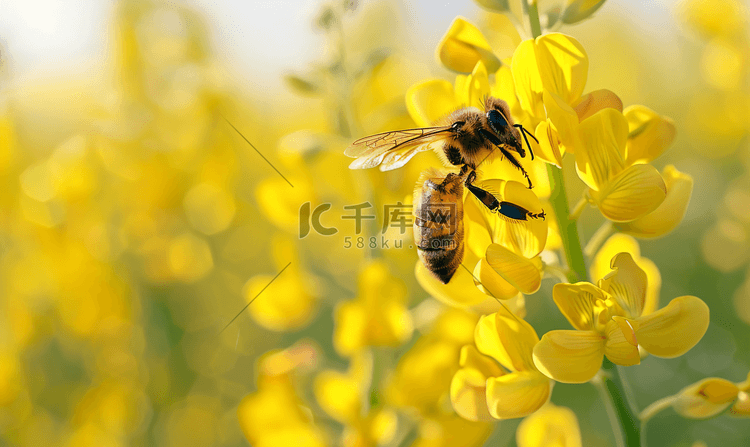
xmin=488 ymin=109 xmax=508 ymax=128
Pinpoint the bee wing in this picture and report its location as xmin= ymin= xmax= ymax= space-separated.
xmin=345 ymin=127 xmax=452 ymax=171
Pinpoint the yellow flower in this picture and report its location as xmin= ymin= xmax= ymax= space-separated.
xmin=406 ymin=59 xmax=500 ymax=127
xmin=533 ymin=252 xmax=710 ymax=383
xmin=576 ymin=109 xmax=667 ymax=222
xmin=238 ymin=345 xmax=326 ymax=447
xmin=436 ymin=17 xmax=501 ymax=73
xmin=386 ymin=307 xmax=477 ymax=414
xmin=314 ymin=352 xmax=372 ymax=424
xmin=622 ymin=105 xmax=677 ymax=166
xmin=415 ymin=179 xmax=547 ymax=306
xmin=314 ymin=352 xmax=399 ymax=447
xmin=510 ymin=33 xmax=622 ymax=167
xmin=679 ymin=0 xmax=747 ymax=38
xmin=672 ymin=377 xmax=740 ymax=419
xmin=334 ymin=261 xmax=413 ymax=356
xmin=614 ymin=165 xmax=693 ymax=238
xmin=411 ymin=415 xmax=493 ymax=447
xmin=247 ymin=236 xmax=319 ymax=331
xmin=451 ymin=306 xmax=552 ymax=420
xmin=590 ymin=234 xmax=661 ymax=316
xmin=516 ymin=403 xmax=582 ymax=447
xmin=730 ymin=372 xmax=750 ymax=417
xmin=509 ymin=34 xmax=676 ymax=221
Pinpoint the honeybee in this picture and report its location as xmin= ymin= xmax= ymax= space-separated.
xmin=345 ymin=96 xmax=545 ymax=283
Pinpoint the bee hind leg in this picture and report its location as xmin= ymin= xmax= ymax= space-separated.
xmin=466 ymin=183 xmax=500 ymax=212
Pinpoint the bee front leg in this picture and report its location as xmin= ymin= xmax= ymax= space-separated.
xmin=478 ymin=129 xmax=533 ymax=189
xmin=497 ymin=145 xmax=533 ymax=190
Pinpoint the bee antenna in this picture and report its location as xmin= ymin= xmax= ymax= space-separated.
xmin=514 ymin=124 xmax=538 ymax=161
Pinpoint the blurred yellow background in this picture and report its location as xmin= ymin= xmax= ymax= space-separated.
xmin=0 ymin=0 xmax=748 ymax=446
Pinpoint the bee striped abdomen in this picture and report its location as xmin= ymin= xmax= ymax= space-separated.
xmin=413 ymin=171 xmax=465 ymax=284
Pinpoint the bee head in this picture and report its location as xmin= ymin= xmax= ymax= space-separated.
xmin=487 ymin=109 xmax=526 ymax=157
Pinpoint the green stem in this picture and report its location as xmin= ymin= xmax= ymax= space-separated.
xmin=584 ymin=220 xmax=614 ymax=258
xmin=521 ymin=0 xmax=543 ymax=38
xmin=601 ymin=358 xmax=642 ymax=446
xmin=523 ymin=3 xmax=640 ymax=446
xmin=592 ymin=371 xmax=627 ymax=447
xmin=639 ymin=395 xmax=676 ymax=423
xmin=569 ymin=196 xmax=588 ymax=221
xmin=546 ymin=164 xmax=588 ymax=283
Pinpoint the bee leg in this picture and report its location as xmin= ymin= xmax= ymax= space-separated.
xmin=514 ymin=124 xmax=538 ymax=161
xmin=466 ymin=183 xmax=500 ymax=212
xmin=464 ymin=168 xmax=477 ymax=186
xmin=496 ymin=202 xmax=545 ymax=221
xmin=498 ymin=145 xmax=533 ymax=189
xmin=479 ymin=129 xmax=533 ymax=189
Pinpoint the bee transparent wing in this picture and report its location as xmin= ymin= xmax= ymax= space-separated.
xmin=345 ymin=127 xmax=453 ymax=171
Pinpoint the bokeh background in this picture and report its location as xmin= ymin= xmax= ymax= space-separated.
xmin=0 ymin=0 xmax=748 ymax=445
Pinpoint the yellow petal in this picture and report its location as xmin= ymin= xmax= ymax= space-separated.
xmin=460 ymin=344 xmax=506 ymax=378
xmin=730 ymin=391 xmax=750 ymax=417
xmin=450 ymin=345 xmax=505 ymax=422
xmin=486 ymin=244 xmax=542 ymax=295
xmin=465 ymin=180 xmax=547 ymax=258
xmin=474 ymin=310 xmax=539 ymax=373
xmin=475 ymin=313 xmax=510 ymax=369
xmin=673 ymin=378 xmax=739 ymax=419
xmin=494 ymin=307 xmax=541 ymax=372
xmin=473 ymin=257 xmax=522 ymax=300
xmin=615 ymin=165 xmax=693 ymax=239
xmin=511 ymin=39 xmax=545 ymax=120
xmin=511 ymin=34 xmax=588 ymax=121
xmin=575 ymin=108 xmax=627 ymax=190
xmin=437 ymin=17 xmax=501 ymax=73
xmin=486 ymin=371 xmax=552 ymax=419
xmin=450 ymin=368 xmax=494 ymax=421
xmin=552 ymin=282 xmax=609 ymax=331
xmin=314 ymin=369 xmax=363 ymax=423
xmin=464 ymin=61 xmax=491 ymax=109
xmin=534 ymin=34 xmax=589 ymax=105
xmin=490 ymin=64 xmax=524 ymax=120
xmin=543 ymin=89 xmax=579 ymax=151
xmin=415 ymin=256 xmax=491 ymax=308
xmin=590 ymin=164 xmax=667 ymax=222
xmin=533 ymin=330 xmax=605 ymax=383
xmin=333 ymin=302 xmax=367 ymax=356
xmin=406 ymin=79 xmax=458 ymax=127
xmin=598 ymin=252 xmax=647 ymax=317
xmin=639 ymin=257 xmax=662 ymax=316
xmin=590 ymin=234 xmax=641 ymax=283
xmin=623 ymin=105 xmax=676 ymax=166
xmin=534 ymin=120 xmax=563 ymax=167
xmin=635 ymin=296 xmax=710 ymax=358
xmin=454 ymin=74 xmax=469 ymax=105
xmin=590 ymin=234 xmax=662 ymax=315
xmin=516 ymin=403 xmax=583 ymax=447
xmin=604 ymin=318 xmax=641 ymax=366
xmin=574 ymin=89 xmax=623 ymax=122
xmin=248 ymin=272 xmax=317 ymax=332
